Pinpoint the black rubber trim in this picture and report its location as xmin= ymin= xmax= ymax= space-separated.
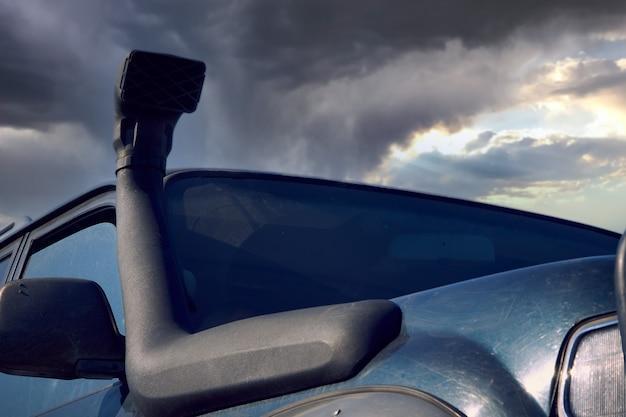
xmin=0 ymin=185 xmax=115 ymax=247
xmin=615 ymin=233 xmax=626 ymax=362
xmin=26 ymin=208 xmax=115 ymax=255
xmin=551 ymin=312 xmax=618 ymax=417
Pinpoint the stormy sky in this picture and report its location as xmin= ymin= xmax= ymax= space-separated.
xmin=1 ymin=0 xmax=626 ymax=231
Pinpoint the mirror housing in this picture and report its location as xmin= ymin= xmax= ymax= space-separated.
xmin=0 ymin=278 xmax=124 ymax=379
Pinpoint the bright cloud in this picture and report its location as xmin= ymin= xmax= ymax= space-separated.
xmin=363 ymin=41 xmax=626 ymax=231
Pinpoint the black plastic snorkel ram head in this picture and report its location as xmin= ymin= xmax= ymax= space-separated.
xmin=114 ymin=50 xmax=205 ymax=173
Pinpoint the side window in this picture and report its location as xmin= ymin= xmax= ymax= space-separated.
xmin=23 ymin=222 xmax=124 ymax=332
xmin=0 ymin=218 xmax=123 ymax=417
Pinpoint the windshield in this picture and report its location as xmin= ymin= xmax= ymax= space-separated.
xmin=166 ymin=173 xmax=618 ymax=331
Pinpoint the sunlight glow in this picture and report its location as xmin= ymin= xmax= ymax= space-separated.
xmin=519 ymin=358 xmax=557 ymax=403
xmin=390 ymin=127 xmax=480 ymax=160
xmin=464 ymin=402 xmax=484 ymax=417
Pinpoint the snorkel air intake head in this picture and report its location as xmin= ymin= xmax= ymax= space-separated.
xmin=114 ymin=50 xmax=205 ymax=173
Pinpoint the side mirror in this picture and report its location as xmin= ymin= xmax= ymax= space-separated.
xmin=0 ymin=278 xmax=124 ymax=379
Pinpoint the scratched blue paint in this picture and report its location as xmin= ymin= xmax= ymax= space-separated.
xmin=66 ymin=256 xmax=616 ymax=417
xmin=203 ymin=256 xmax=616 ymax=417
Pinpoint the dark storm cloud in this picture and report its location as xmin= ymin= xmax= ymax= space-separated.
xmin=103 ymin=0 xmax=626 ymax=178
xmin=2 ymin=0 xmax=625 ymax=145
xmin=0 ymin=125 xmax=111 ymax=220
xmin=385 ymin=133 xmax=626 ymax=200
xmin=114 ymin=0 xmax=626 ymax=85
xmin=1 ymin=0 xmax=626 ymax=222
xmin=233 ymin=0 xmax=626 ymax=85
xmin=180 ymin=43 xmax=512 ymax=178
xmin=0 ymin=3 xmax=126 ymax=135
